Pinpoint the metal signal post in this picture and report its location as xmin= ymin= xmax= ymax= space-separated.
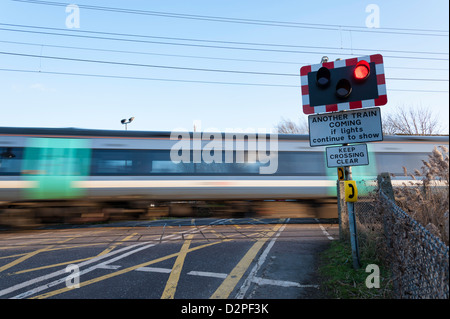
xmin=344 ymin=164 xmax=361 ymax=269
xmin=301 ymin=54 xmax=388 ymax=270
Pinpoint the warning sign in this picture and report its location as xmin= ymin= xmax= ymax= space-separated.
xmin=308 ymin=107 xmax=383 ymax=147
xmin=326 ymin=144 xmax=369 ymax=167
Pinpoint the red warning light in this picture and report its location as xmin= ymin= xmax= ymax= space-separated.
xmin=353 ymin=60 xmax=370 ymax=81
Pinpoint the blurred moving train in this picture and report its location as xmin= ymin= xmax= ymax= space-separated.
xmin=0 ymin=127 xmax=448 ymax=226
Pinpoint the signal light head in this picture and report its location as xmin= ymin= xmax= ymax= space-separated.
xmin=316 ymin=67 xmax=331 ymax=88
xmin=353 ymin=60 xmax=370 ymax=81
xmin=336 ymin=79 xmax=352 ymax=99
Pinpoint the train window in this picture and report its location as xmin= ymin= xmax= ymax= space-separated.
xmin=90 ymin=149 xmax=266 ymax=175
xmin=90 ymin=149 xmax=153 ymax=175
xmin=155 ymin=150 xmax=263 ymax=175
xmin=375 ymin=152 xmax=430 ymax=176
xmin=0 ymin=147 xmax=23 ymax=175
xmin=276 ymin=152 xmax=326 ymax=176
xmin=89 ymin=149 xmax=326 ymax=176
xmin=151 ymin=150 xmax=195 ymax=174
xmin=193 ymin=151 xmax=261 ymax=174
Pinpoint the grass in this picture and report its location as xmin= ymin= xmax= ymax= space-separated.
xmin=318 ymin=240 xmax=393 ymax=299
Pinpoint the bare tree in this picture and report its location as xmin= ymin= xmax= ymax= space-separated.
xmin=383 ymin=106 xmax=443 ymax=135
xmin=275 ymin=117 xmax=309 ymax=134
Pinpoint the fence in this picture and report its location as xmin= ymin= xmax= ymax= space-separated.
xmin=337 ymin=175 xmax=449 ymax=299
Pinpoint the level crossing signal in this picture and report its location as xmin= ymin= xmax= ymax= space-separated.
xmin=300 ymin=54 xmax=387 ymax=115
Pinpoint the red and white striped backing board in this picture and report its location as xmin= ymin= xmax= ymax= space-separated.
xmin=300 ymin=54 xmax=387 ymax=115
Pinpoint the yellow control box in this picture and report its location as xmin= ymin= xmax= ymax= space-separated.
xmin=337 ymin=167 xmax=345 ymax=181
xmin=344 ymin=181 xmax=358 ymax=202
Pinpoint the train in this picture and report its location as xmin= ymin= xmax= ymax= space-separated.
xmin=0 ymin=127 xmax=448 ymax=227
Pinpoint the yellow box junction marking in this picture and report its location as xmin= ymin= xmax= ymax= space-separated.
xmin=161 ymin=234 xmax=193 ymax=299
xmin=11 ymin=233 xmax=138 ymax=275
xmin=31 ymin=238 xmax=226 ymax=299
xmin=210 ymin=223 xmax=282 ymax=299
xmin=0 ymin=235 xmax=82 ymax=273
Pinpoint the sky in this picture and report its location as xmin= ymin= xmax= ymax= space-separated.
xmin=0 ymin=0 xmax=448 ymax=133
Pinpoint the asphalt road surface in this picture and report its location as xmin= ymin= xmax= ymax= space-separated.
xmin=0 ymin=218 xmax=338 ymax=300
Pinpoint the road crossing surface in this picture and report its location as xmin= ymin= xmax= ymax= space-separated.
xmin=0 ymin=218 xmax=338 ymax=299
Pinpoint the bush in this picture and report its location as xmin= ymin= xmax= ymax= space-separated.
xmin=322 ymin=146 xmax=449 ymax=299
xmin=393 ymin=145 xmax=449 ymax=245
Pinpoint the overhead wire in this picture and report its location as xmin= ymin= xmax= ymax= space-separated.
xmin=0 ymin=22 xmax=448 ymax=56
xmin=11 ymin=0 xmax=450 ymax=37
xmin=1 ymin=39 xmax=448 ymax=71
xmin=0 ymin=67 xmax=447 ymax=93
xmin=1 ymin=50 xmax=449 ymax=83
xmin=0 ymin=23 xmax=448 ymax=61
xmin=0 ymin=51 xmax=298 ymax=77
xmin=0 ymin=25 xmax=448 ymax=62
xmin=2 ymin=2 xmax=448 ymax=92
xmin=0 ymin=68 xmax=299 ymax=88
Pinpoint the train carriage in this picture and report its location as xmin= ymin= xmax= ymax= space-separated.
xmin=0 ymin=127 xmax=448 ymax=225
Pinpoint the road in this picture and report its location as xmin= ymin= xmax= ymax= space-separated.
xmin=0 ymin=218 xmax=338 ymax=300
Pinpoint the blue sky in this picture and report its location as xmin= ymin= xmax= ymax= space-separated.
xmin=0 ymin=0 xmax=448 ymax=133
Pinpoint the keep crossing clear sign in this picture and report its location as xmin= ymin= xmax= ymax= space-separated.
xmin=326 ymin=144 xmax=369 ymax=167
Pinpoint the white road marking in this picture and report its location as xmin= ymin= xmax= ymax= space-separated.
xmin=12 ymin=242 xmax=160 ymax=299
xmin=187 ymin=271 xmax=228 ymax=279
xmin=209 ymin=218 xmax=227 ymax=225
xmin=234 ymin=219 xmax=289 ymax=299
xmin=136 ymin=267 xmax=172 ymax=274
xmin=3 ymin=218 xmax=318 ymax=298
xmin=4 ymin=225 xmax=213 ymax=299
xmin=315 ymin=218 xmax=334 ymax=240
xmin=136 ymin=267 xmax=315 ymax=288
xmin=0 ymin=241 xmax=150 ymax=297
xmin=96 ymin=265 xmax=121 ymax=270
xmin=251 ymin=277 xmax=318 ymax=289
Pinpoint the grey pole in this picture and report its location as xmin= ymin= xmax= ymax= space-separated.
xmin=345 ymin=164 xmax=361 ymax=269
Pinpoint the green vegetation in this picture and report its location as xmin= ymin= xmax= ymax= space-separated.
xmin=319 ymin=146 xmax=449 ymax=299
xmin=318 ymin=240 xmax=393 ymax=299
